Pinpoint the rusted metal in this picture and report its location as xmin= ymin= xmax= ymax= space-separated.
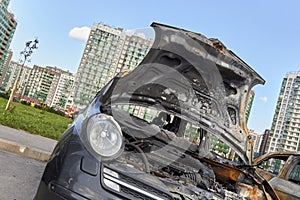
xmin=202 ymin=157 xmax=242 ymax=182
xmin=237 ymin=182 xmax=271 ymax=200
xmin=253 ymin=151 xmax=298 ymax=165
xmin=212 ymin=40 xmax=226 ymax=54
xmin=254 ymin=152 xmax=300 ymax=199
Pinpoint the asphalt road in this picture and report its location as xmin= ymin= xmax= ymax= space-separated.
xmin=0 ymin=150 xmax=46 ymax=200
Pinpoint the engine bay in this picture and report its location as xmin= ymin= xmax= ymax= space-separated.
xmin=102 ymin=106 xmax=269 ymax=200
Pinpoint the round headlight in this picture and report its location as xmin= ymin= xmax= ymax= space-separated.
xmin=86 ymin=114 xmax=123 ymax=158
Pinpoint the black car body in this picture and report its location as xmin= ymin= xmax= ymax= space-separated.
xmin=35 ymin=22 xmax=278 ymax=200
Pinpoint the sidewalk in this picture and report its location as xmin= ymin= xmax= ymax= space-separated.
xmin=0 ymin=125 xmax=57 ymax=162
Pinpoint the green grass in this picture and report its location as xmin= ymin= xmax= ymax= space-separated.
xmin=0 ymin=98 xmax=73 ymax=140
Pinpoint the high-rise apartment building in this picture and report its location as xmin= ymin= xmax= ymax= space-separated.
xmin=245 ymin=90 xmax=255 ymax=123
xmin=249 ymin=130 xmax=262 ymax=157
xmin=259 ymin=129 xmax=270 ymax=155
xmin=73 ymin=23 xmax=153 ymax=109
xmin=0 ymin=0 xmax=16 ymax=77
xmin=24 ymin=65 xmax=75 ymax=107
xmin=73 ymin=24 xmax=123 ymax=108
xmin=47 ymin=66 xmax=74 ymax=108
xmin=266 ymin=71 xmax=300 ymax=153
xmin=0 ymin=49 xmax=12 ymax=87
xmin=25 ymin=65 xmax=60 ymax=105
xmin=2 ymin=60 xmax=31 ymax=93
xmin=1 ymin=62 xmax=75 ymax=108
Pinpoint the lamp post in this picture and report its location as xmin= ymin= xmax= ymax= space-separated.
xmin=5 ymin=38 xmax=38 ymax=111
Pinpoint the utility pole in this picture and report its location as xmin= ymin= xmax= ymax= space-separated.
xmin=5 ymin=38 xmax=38 ymax=111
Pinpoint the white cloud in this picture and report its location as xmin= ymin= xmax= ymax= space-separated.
xmin=125 ymin=29 xmax=134 ymax=36
xmin=259 ymin=96 xmax=268 ymax=102
xmin=136 ymin=32 xmax=146 ymax=39
xmin=69 ymin=26 xmax=91 ymax=41
xmin=125 ymin=29 xmax=146 ymax=39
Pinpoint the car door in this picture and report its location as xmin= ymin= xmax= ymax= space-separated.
xmin=255 ymin=154 xmax=289 ymax=181
xmin=269 ymin=155 xmax=300 ymax=200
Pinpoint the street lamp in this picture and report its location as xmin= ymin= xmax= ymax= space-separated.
xmin=5 ymin=38 xmax=39 ymax=110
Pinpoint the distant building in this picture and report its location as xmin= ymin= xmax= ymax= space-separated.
xmin=23 ymin=65 xmax=74 ymax=107
xmin=1 ymin=60 xmax=31 ymax=93
xmin=266 ymin=71 xmax=300 ymax=153
xmin=245 ymin=90 xmax=255 ymax=123
xmin=0 ymin=0 xmax=17 ymax=78
xmin=24 ymin=65 xmax=60 ymax=105
xmin=259 ymin=129 xmax=270 ymax=155
xmin=1 ymin=62 xmax=75 ymax=108
xmin=73 ymin=23 xmax=153 ymax=109
xmin=0 ymin=50 xmax=12 ymax=87
xmin=249 ymin=130 xmax=263 ymax=157
xmin=46 ymin=66 xmax=74 ymax=108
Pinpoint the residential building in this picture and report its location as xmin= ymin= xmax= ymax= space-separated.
xmin=249 ymin=130 xmax=263 ymax=157
xmin=0 ymin=49 xmax=12 ymax=87
xmin=0 ymin=0 xmax=17 ymax=77
xmin=23 ymin=65 xmax=75 ymax=107
xmin=245 ymin=90 xmax=255 ymax=123
xmin=73 ymin=23 xmax=123 ymax=108
xmin=47 ymin=66 xmax=75 ymax=108
xmin=266 ymin=71 xmax=300 ymax=153
xmin=1 ymin=62 xmax=75 ymax=108
xmin=1 ymin=60 xmax=31 ymax=94
xmin=259 ymin=129 xmax=270 ymax=155
xmin=73 ymin=23 xmax=153 ymax=109
xmin=24 ymin=65 xmax=60 ymax=105
xmin=115 ymin=33 xmax=153 ymax=76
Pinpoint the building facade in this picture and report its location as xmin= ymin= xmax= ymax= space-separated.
xmin=0 ymin=0 xmax=16 ymax=78
xmin=259 ymin=129 xmax=270 ymax=155
xmin=249 ymin=130 xmax=263 ymax=157
xmin=245 ymin=90 xmax=255 ymax=123
xmin=73 ymin=23 xmax=153 ymax=109
xmin=0 ymin=61 xmax=75 ymax=108
xmin=73 ymin=23 xmax=123 ymax=108
xmin=1 ymin=60 xmax=31 ymax=94
xmin=266 ymin=71 xmax=300 ymax=153
xmin=47 ymin=66 xmax=74 ymax=108
xmin=24 ymin=65 xmax=60 ymax=105
xmin=0 ymin=49 xmax=12 ymax=87
xmin=23 ymin=65 xmax=75 ymax=107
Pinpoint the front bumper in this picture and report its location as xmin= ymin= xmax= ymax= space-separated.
xmin=34 ymin=127 xmax=173 ymax=200
xmin=34 ymin=127 xmax=124 ymax=200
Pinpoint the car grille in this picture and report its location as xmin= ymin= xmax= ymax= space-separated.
xmin=102 ymin=167 xmax=173 ymax=200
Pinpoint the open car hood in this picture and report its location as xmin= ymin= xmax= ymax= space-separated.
xmin=108 ymin=22 xmax=265 ymax=165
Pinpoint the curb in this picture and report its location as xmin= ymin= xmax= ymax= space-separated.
xmin=0 ymin=138 xmax=51 ymax=162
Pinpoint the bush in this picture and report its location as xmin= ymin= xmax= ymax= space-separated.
xmin=0 ymin=92 xmax=9 ymax=99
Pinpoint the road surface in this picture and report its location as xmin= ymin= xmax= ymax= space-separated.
xmin=0 ymin=149 xmax=46 ymax=200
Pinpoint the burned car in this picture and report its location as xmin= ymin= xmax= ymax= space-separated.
xmin=35 ymin=22 xmax=278 ymax=199
xmin=254 ymin=152 xmax=300 ymax=199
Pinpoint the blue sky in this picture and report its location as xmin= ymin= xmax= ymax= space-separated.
xmin=7 ymin=0 xmax=300 ymax=134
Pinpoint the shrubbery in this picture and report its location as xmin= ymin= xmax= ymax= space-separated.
xmin=19 ymin=99 xmax=66 ymax=117
xmin=42 ymin=105 xmax=65 ymax=117
xmin=0 ymin=92 xmax=9 ymax=99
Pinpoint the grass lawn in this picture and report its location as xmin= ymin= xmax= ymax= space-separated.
xmin=0 ymin=97 xmax=73 ymax=140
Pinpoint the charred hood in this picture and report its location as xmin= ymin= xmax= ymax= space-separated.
xmin=108 ymin=22 xmax=265 ymax=164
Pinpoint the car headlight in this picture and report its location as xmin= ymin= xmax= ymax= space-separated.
xmin=86 ymin=114 xmax=123 ymax=159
